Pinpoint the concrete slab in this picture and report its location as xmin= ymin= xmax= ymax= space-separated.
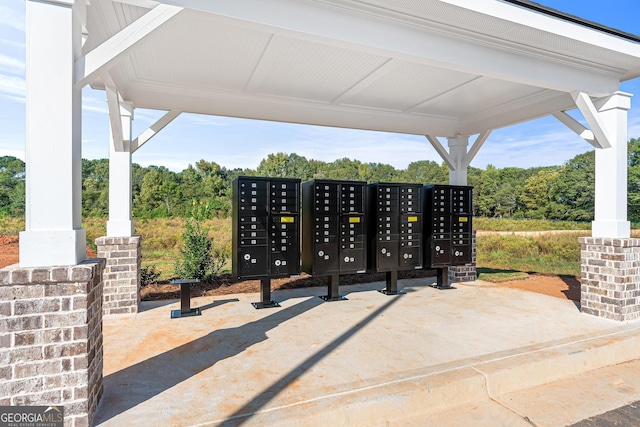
xmin=92 ymin=277 xmax=640 ymax=426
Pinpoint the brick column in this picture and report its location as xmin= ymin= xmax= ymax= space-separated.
xmin=0 ymin=259 xmax=105 ymax=427
xmin=580 ymin=237 xmax=640 ymax=321
xmin=449 ymin=230 xmax=477 ymax=283
xmin=96 ymin=236 xmax=141 ymax=315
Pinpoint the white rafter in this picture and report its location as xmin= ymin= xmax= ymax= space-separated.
xmin=131 ymin=109 xmax=181 ymax=153
xmin=75 ymin=3 xmax=183 ymax=88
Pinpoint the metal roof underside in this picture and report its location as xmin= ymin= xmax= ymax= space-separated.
xmin=80 ymin=0 xmax=640 ymax=137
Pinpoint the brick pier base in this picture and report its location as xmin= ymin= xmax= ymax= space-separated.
xmin=580 ymin=237 xmax=640 ymax=322
xmin=449 ymin=230 xmax=477 ymax=283
xmin=0 ymin=259 xmax=105 ymax=427
xmin=96 ymin=236 xmax=141 ymax=315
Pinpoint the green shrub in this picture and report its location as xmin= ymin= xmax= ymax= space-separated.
xmin=140 ymin=264 xmax=161 ymax=286
xmin=174 ymin=206 xmax=225 ymax=282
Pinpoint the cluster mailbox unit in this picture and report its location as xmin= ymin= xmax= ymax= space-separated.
xmin=232 ymin=176 xmax=301 ymax=308
xmin=367 ymin=182 xmax=423 ymax=294
xmin=302 ymin=179 xmax=367 ymax=300
xmin=423 ymin=184 xmax=473 ymax=288
xmin=231 ymin=175 xmax=474 ymax=308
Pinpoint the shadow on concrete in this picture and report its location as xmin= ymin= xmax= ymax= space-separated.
xmin=94 ymin=296 xmax=324 ymax=424
xmin=218 ymin=295 xmax=403 ymax=426
xmin=560 ymin=275 xmax=581 ymax=303
xmin=195 ymin=298 xmax=240 ymax=312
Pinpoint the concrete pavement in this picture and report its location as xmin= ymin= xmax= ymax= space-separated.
xmin=92 ymin=277 xmax=640 ymax=426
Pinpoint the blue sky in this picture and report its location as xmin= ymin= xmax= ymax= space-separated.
xmin=1 ymin=0 xmax=640 ymax=172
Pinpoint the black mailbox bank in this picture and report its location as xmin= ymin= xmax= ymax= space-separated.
xmin=232 ymin=176 xmax=301 ymax=308
xmin=302 ymin=179 xmax=367 ymax=300
xmin=423 ymin=184 xmax=473 ymax=288
xmin=367 ymin=182 xmax=423 ymax=294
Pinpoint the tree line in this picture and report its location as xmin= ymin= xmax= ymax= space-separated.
xmin=1 ymin=137 xmax=639 ymax=222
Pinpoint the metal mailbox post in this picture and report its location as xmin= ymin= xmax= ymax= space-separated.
xmin=232 ymin=176 xmax=301 ymax=308
xmin=423 ymin=184 xmax=473 ymax=289
xmin=302 ymin=179 xmax=367 ymax=301
xmin=367 ymin=182 xmax=423 ymax=294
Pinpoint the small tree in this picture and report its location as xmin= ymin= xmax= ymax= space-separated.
xmin=174 ymin=201 xmax=225 ymax=282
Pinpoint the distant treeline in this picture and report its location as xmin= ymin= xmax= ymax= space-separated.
xmin=2 ymin=137 xmax=640 ymax=222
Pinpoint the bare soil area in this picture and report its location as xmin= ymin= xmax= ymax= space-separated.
xmin=0 ymin=236 xmax=580 ymax=303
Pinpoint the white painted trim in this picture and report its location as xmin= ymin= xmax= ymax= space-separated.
xmin=552 ymin=111 xmax=596 ymax=146
xmin=426 ymin=135 xmax=455 ymax=169
xmin=104 ymin=74 xmax=125 ymax=152
xmin=131 ymin=109 xmax=181 ymax=153
xmin=572 ymin=91 xmax=612 ymax=149
xmin=74 ymin=3 xmax=183 ymax=88
xmin=464 ymin=130 xmax=491 ymax=168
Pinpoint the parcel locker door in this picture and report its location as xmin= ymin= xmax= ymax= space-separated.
xmin=429 ymin=239 xmax=452 ymax=266
xmin=236 ymin=246 xmax=269 ymax=278
xmin=399 ymin=245 xmax=421 ymax=269
xmin=313 ymin=243 xmax=340 ymax=274
xmin=376 ymin=239 xmax=399 ymax=271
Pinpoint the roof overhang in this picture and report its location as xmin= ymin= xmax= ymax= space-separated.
xmin=77 ymin=0 xmax=640 ymax=137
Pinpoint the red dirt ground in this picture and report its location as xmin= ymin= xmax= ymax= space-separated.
xmin=0 ymin=236 xmax=580 ymax=303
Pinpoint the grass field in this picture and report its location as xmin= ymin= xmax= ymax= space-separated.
xmin=3 ymin=216 xmax=634 ymax=282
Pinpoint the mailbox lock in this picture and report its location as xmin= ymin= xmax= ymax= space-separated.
xmin=318 ymin=250 xmax=325 ymax=257
xmin=275 ymin=260 xmax=282 ymax=266
xmin=243 ymin=254 xmax=251 ymax=261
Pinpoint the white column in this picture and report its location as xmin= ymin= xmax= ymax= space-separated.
xmin=448 ymin=136 xmax=469 ymax=185
xmin=592 ymin=92 xmax=632 ymax=238
xmin=107 ymin=102 xmax=134 ymax=237
xmin=20 ymin=0 xmax=86 ymax=267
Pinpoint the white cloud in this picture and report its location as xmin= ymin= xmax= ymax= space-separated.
xmin=0 ymin=3 xmax=24 ymax=33
xmin=0 ymin=73 xmax=25 ymax=100
xmin=0 ymin=53 xmax=24 ymax=73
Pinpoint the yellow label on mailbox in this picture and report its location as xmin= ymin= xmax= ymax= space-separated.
xmin=281 ymin=216 xmax=294 ymax=223
xmin=458 ymin=217 xmax=469 ymax=223
xmin=348 ymin=217 xmax=361 ymax=223
xmin=407 ymin=216 xmax=418 ymax=222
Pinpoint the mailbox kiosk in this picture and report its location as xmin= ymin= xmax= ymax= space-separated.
xmin=232 ymin=176 xmax=301 ymax=308
xmin=423 ymin=184 xmax=473 ymax=288
xmin=302 ymin=179 xmax=367 ymax=300
xmin=367 ymin=182 xmax=423 ymax=294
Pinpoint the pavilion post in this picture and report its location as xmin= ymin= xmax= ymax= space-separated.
xmin=580 ymin=91 xmax=640 ymax=321
xmin=96 ymin=101 xmax=141 ymax=315
xmin=1 ymin=2 xmax=105 ymax=426
xmin=446 ymin=136 xmax=476 ymax=283
xmin=19 ymin=0 xmax=86 ymax=267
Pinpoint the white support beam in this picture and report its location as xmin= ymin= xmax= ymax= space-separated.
xmin=447 ymin=136 xmax=469 ymax=185
xmin=552 ymin=111 xmax=596 ymax=146
xmin=572 ymin=92 xmax=612 ymax=149
xmin=464 ymin=131 xmax=491 ymax=168
xmin=104 ymin=73 xmax=126 ymax=152
xmin=20 ymin=0 xmax=86 ymax=267
xmin=74 ymin=3 xmax=183 ymax=88
xmin=131 ymin=109 xmax=181 ymax=153
xmin=592 ymin=92 xmax=632 ymax=238
xmin=107 ymin=101 xmax=134 ymax=237
xmin=425 ymin=135 xmax=455 ymax=170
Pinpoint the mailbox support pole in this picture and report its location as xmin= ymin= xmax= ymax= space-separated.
xmin=381 ymin=270 xmax=405 ymax=295
xmin=252 ymin=279 xmax=280 ymax=309
xmin=322 ymin=274 xmax=346 ymax=301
